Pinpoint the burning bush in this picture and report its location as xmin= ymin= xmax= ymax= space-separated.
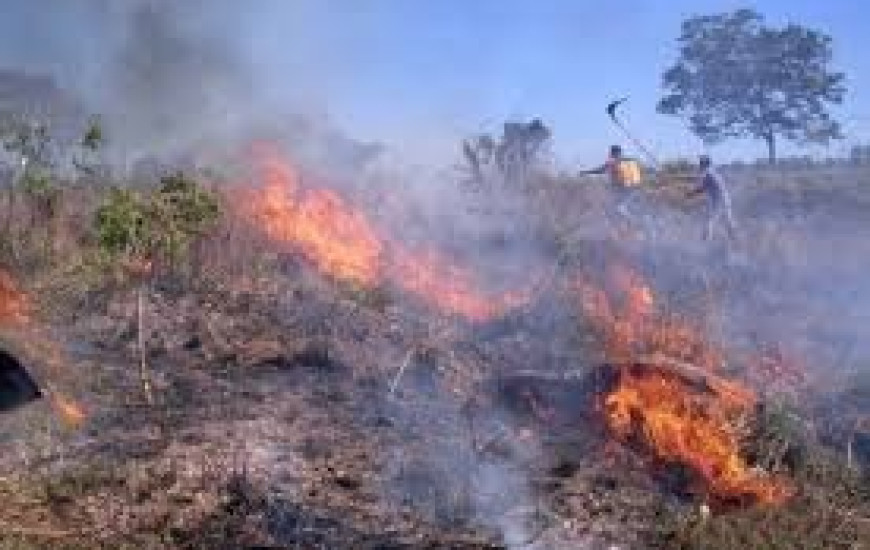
xmin=576 ymin=263 xmax=794 ymax=505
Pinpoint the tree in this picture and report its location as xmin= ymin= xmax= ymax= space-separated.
xmin=94 ymin=172 xmax=220 ymax=276
xmin=73 ymin=116 xmax=107 ymax=179
xmin=1 ymin=115 xmax=108 ymax=262
xmin=461 ymin=118 xmax=551 ymax=189
xmin=148 ymin=172 xmax=220 ymax=272
xmin=658 ymin=9 xmax=846 ymax=163
xmin=94 ymin=172 xmax=220 ymax=405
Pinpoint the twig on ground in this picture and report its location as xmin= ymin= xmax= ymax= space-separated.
xmin=388 ymin=349 xmax=415 ymax=397
xmin=0 ymin=523 xmax=79 ymax=538
xmin=137 ymin=286 xmax=153 ymax=405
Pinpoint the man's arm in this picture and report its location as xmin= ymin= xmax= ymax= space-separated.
xmin=685 ymin=175 xmax=707 ymax=197
xmin=578 ymin=163 xmax=608 ymax=176
xmin=686 ymin=185 xmax=705 ymax=197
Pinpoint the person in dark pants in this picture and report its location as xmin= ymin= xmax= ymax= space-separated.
xmin=687 ymin=155 xmax=737 ymax=241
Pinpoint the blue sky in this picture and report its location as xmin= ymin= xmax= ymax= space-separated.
xmin=249 ymin=1 xmax=870 ymax=166
xmin=1 ymin=1 xmax=868 ymax=166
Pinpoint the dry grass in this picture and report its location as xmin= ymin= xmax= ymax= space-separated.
xmin=1 ymin=162 xmax=869 ymax=548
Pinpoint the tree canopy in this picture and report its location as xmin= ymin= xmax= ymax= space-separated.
xmin=658 ymin=9 xmax=846 ymax=163
xmin=461 ymin=118 xmax=551 ymax=188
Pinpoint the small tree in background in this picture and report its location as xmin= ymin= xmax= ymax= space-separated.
xmin=461 ymin=118 xmax=551 ymax=189
xmin=1 ymin=119 xmax=61 ymax=259
xmin=94 ymin=172 xmax=220 ymax=404
xmin=1 ymin=114 xmax=109 ymax=264
xmin=658 ymin=9 xmax=846 ymax=163
xmin=73 ymin=116 xmax=107 ymax=180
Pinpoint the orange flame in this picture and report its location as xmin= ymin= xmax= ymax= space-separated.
xmin=576 ymin=264 xmax=792 ymax=504
xmin=52 ymin=392 xmax=86 ymax=427
xmin=1 ymin=269 xmax=87 ymax=425
xmin=0 ymin=270 xmax=30 ymax=326
xmin=605 ymin=366 xmax=791 ymax=504
xmin=243 ymin=144 xmax=530 ymax=321
xmin=253 ymin=145 xmax=384 ymax=285
xmin=391 ymin=247 xmax=530 ymax=322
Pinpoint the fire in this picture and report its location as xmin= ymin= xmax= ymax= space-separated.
xmin=577 ymin=264 xmax=792 ymax=504
xmin=0 ymin=269 xmax=87 ymax=425
xmin=252 ymin=145 xmax=383 ymax=285
xmin=605 ymin=365 xmax=790 ymax=504
xmin=577 ymin=264 xmax=723 ymax=370
xmin=0 ymin=270 xmax=30 ymax=326
xmin=244 ymin=144 xmax=531 ymax=321
xmin=52 ymin=392 xmax=86 ymax=427
xmin=391 ymin=247 xmax=530 ymax=322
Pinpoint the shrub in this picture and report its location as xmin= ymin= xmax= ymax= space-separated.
xmin=94 ymin=188 xmax=149 ymax=258
xmin=93 ymin=173 xmax=220 ymax=278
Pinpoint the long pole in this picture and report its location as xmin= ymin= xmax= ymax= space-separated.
xmin=606 ymin=98 xmax=661 ymax=169
xmin=611 ymin=117 xmax=661 ymax=169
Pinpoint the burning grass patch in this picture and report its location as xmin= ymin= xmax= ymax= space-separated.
xmin=573 ymin=262 xmax=798 ymax=505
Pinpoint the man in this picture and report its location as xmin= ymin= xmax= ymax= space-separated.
xmin=687 ymin=155 xmax=737 ymax=241
xmin=579 ymin=145 xmax=642 ymax=218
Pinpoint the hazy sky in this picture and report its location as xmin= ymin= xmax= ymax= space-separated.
xmin=251 ymin=0 xmax=869 ymax=166
xmin=2 ymin=1 xmax=868 ymax=166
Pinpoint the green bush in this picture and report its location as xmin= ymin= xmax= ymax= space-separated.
xmin=93 ymin=173 xmax=220 ymax=279
xmin=148 ymin=172 xmax=220 ymax=262
xmin=94 ymin=187 xmax=149 ymax=257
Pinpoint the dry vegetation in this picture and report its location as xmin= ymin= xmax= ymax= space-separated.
xmin=0 ymin=146 xmax=869 ymax=549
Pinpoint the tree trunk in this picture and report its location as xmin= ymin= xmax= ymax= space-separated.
xmin=765 ymin=133 xmax=777 ymax=165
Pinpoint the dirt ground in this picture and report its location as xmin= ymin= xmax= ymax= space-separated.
xmin=1 ymin=170 xmax=869 ymax=549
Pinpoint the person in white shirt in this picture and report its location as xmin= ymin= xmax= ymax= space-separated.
xmin=686 ymin=155 xmax=737 ymax=241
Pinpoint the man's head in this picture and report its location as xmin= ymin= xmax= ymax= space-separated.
xmin=699 ymin=155 xmax=712 ymax=169
xmin=610 ymin=145 xmax=622 ymax=158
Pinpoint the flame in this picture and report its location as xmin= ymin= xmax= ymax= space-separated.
xmin=52 ymin=392 xmax=86 ymax=427
xmin=0 ymin=270 xmax=30 ymax=326
xmin=243 ymin=144 xmax=530 ymax=321
xmin=391 ymin=247 xmax=530 ymax=322
xmin=605 ymin=365 xmax=790 ymax=504
xmin=576 ymin=264 xmax=792 ymax=504
xmin=1 ymin=269 xmax=87 ymax=425
xmin=252 ymin=145 xmax=384 ymax=285
xmin=576 ymin=264 xmax=723 ymax=370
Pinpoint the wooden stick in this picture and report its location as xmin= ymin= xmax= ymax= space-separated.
xmin=505 ymin=354 xmax=722 ymax=391
xmin=137 ymin=286 xmax=153 ymax=405
xmin=847 ymin=431 xmax=855 ymax=471
xmin=388 ymin=349 xmax=415 ymax=396
xmin=0 ymin=523 xmax=78 ymax=538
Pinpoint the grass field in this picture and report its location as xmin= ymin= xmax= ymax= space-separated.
xmin=0 ymin=158 xmax=868 ymax=549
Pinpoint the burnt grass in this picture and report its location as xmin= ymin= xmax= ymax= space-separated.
xmin=2 ymin=171 xmax=870 ymax=549
xmin=0 ymin=273 xmax=658 ymax=549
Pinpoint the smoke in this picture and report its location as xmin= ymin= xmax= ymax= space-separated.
xmin=0 ymin=0 xmax=380 ymax=172
xmin=2 ymin=2 xmax=868 ymax=545
xmin=385 ymin=366 xmax=545 ymax=549
xmin=582 ymin=168 xmax=870 ymax=382
xmin=101 ymin=1 xmax=255 ymax=159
